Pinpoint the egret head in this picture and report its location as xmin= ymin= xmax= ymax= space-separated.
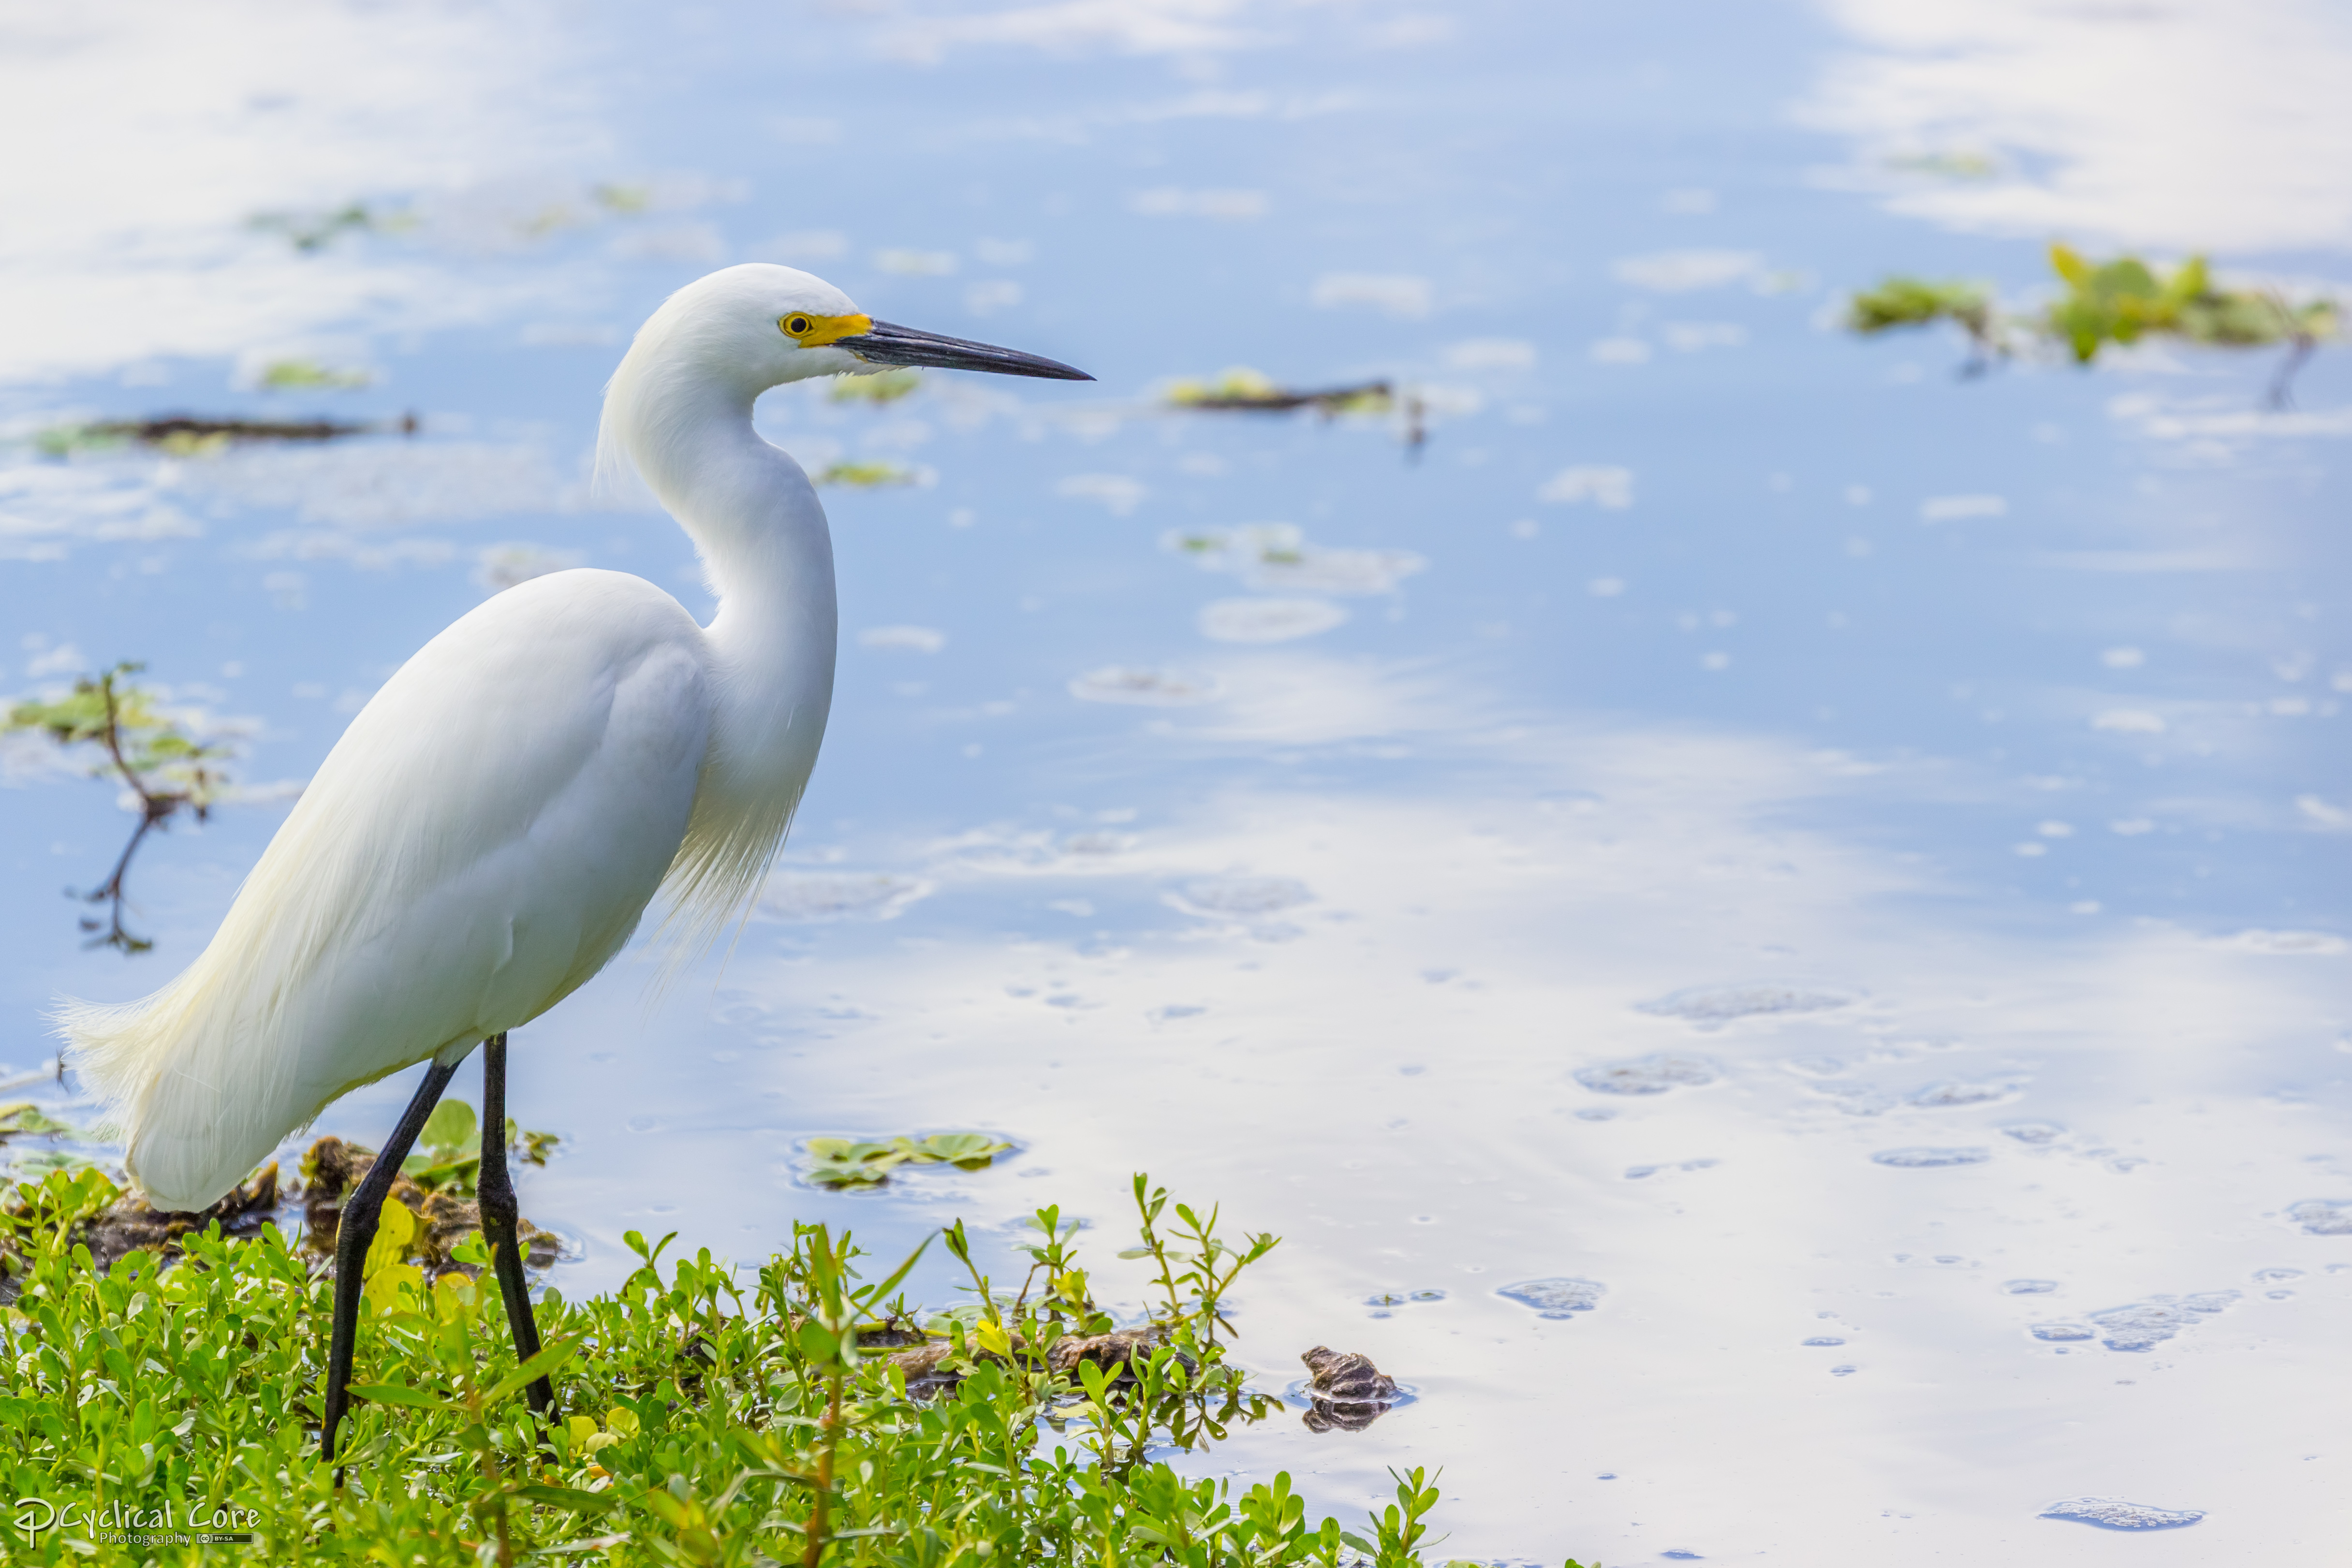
xmin=626 ymin=262 xmax=1089 ymax=395
xmin=599 ymin=263 xmax=1088 ymax=498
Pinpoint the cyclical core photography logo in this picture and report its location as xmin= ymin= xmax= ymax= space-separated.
xmin=15 ymin=1495 xmax=260 ymax=1549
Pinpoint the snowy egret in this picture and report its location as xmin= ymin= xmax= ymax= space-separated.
xmin=59 ymin=264 xmax=1090 ymax=1460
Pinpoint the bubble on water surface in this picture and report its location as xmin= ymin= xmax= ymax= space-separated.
xmin=1907 ymin=1081 xmax=2015 ymax=1109
xmin=1499 ymin=1277 xmax=1606 ymax=1318
xmin=1168 ymin=876 xmax=1312 ymax=917
xmin=2003 ymin=1279 xmax=2060 ymax=1294
xmin=2040 ymin=1498 xmax=2205 ymax=1531
xmin=1802 ymin=1336 xmax=1846 ymax=1346
xmin=757 ymin=871 xmax=934 ymax=923
xmin=1197 ymin=596 xmax=1348 ymax=643
xmin=1871 ymin=1146 xmax=1990 ymax=1168
xmin=1813 ymin=1082 xmax=1895 ymax=1115
xmin=2030 ymin=1323 xmax=2094 ymax=1341
xmin=1574 ymin=1053 xmax=1719 ymax=1095
xmin=2001 ymin=1121 xmax=2066 ymax=1144
xmin=2287 ymin=1199 xmax=2352 ymax=1235
xmin=1364 ymin=1289 xmax=1447 ymax=1310
xmin=2088 ymin=1292 xmax=2238 ymax=1351
xmin=2252 ymin=1267 xmax=2304 ymax=1282
xmin=1068 ymin=665 xmax=1223 ymax=705
xmin=1636 ymin=982 xmax=1852 ymax=1026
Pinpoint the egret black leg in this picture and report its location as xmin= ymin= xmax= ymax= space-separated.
xmin=323 ymin=1057 xmax=459 ymax=1466
xmin=478 ymin=1032 xmax=552 ymax=1417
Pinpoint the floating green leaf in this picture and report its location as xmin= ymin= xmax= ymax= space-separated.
xmin=800 ymin=1131 xmax=1016 ymax=1188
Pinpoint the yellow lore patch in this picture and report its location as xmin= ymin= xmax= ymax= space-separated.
xmin=779 ymin=310 xmax=872 ymax=346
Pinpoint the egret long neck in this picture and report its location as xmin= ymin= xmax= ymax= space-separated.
xmin=631 ymin=378 xmax=837 ymax=787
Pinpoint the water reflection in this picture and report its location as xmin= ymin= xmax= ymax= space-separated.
xmin=2 ymin=2 xmax=2345 ymax=1563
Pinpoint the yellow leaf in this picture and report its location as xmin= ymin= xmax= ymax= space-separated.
xmin=362 ymin=1198 xmax=418 ymax=1278
xmin=363 ymin=1261 xmax=425 ymax=1313
xmin=567 ymin=1415 xmax=599 ymax=1447
xmin=604 ymin=1406 xmax=640 ymax=1438
xmin=974 ymin=1319 xmax=1013 ymax=1358
xmin=2048 ymin=242 xmax=2089 ymax=286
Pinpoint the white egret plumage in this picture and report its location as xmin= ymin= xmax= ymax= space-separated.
xmin=56 ymin=264 xmax=1090 ymax=1459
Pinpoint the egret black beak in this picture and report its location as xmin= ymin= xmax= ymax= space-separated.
xmin=842 ymin=320 xmax=1092 ymax=381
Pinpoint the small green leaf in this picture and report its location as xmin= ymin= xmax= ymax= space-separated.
xmin=418 ymin=1099 xmax=478 ymax=1156
xmin=345 ymin=1381 xmax=447 ymax=1409
xmin=511 ymin=1483 xmax=618 ymax=1513
xmin=796 ymin=1319 xmax=839 ymax=1364
xmin=484 ymin=1334 xmax=580 ymax=1404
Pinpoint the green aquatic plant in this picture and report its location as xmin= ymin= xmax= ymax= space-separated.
xmin=396 ymin=1099 xmax=560 ymax=1197
xmin=1843 ymin=276 xmax=2002 ymax=370
xmin=5 ymin=663 xmax=234 ymax=955
xmin=800 ymin=1132 xmax=1014 ymax=1189
xmin=829 ymin=368 xmax=924 ymax=405
xmin=814 ymin=458 xmax=923 ymax=488
xmin=0 ymin=1165 xmax=1486 ymax=1566
xmin=1847 ymin=242 xmax=2342 ymax=405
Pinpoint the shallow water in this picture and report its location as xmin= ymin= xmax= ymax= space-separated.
xmin=3 ymin=2 xmax=2349 ymax=1561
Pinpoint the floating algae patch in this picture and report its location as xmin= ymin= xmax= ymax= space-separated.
xmin=1498 ymin=1277 xmax=1606 ymax=1319
xmin=1574 ymin=1053 xmax=1719 ymax=1096
xmin=1636 ymin=982 xmax=1853 ymax=1026
xmin=815 ymin=459 xmax=927 ymax=488
xmin=830 ymin=368 xmax=923 ymax=404
xmin=1167 ymin=523 xmax=1427 ymax=596
xmin=1871 ymin=1146 xmax=1991 ymax=1168
xmin=1068 ymin=665 xmax=1224 ymax=706
xmin=2040 ymin=1497 xmax=2205 ymax=1531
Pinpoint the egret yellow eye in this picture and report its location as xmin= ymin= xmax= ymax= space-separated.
xmin=782 ymin=314 xmax=815 ymax=338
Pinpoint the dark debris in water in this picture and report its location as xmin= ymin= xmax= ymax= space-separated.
xmin=1165 ymin=370 xmax=1395 ymax=417
xmin=1298 ymin=1345 xmax=1400 ymax=1433
xmin=78 ymin=1163 xmax=282 ymax=1275
xmin=303 ymin=1134 xmax=557 ymax=1280
xmin=34 ymin=412 xmax=418 ymax=456
xmin=881 ymin=1322 xmax=1178 ymax=1401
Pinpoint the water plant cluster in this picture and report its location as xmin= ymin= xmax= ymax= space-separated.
xmin=0 ymin=1167 xmax=1476 ymax=1566
xmin=5 ymin=664 xmax=235 ymax=954
xmin=1846 ymin=242 xmax=2340 ymax=402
